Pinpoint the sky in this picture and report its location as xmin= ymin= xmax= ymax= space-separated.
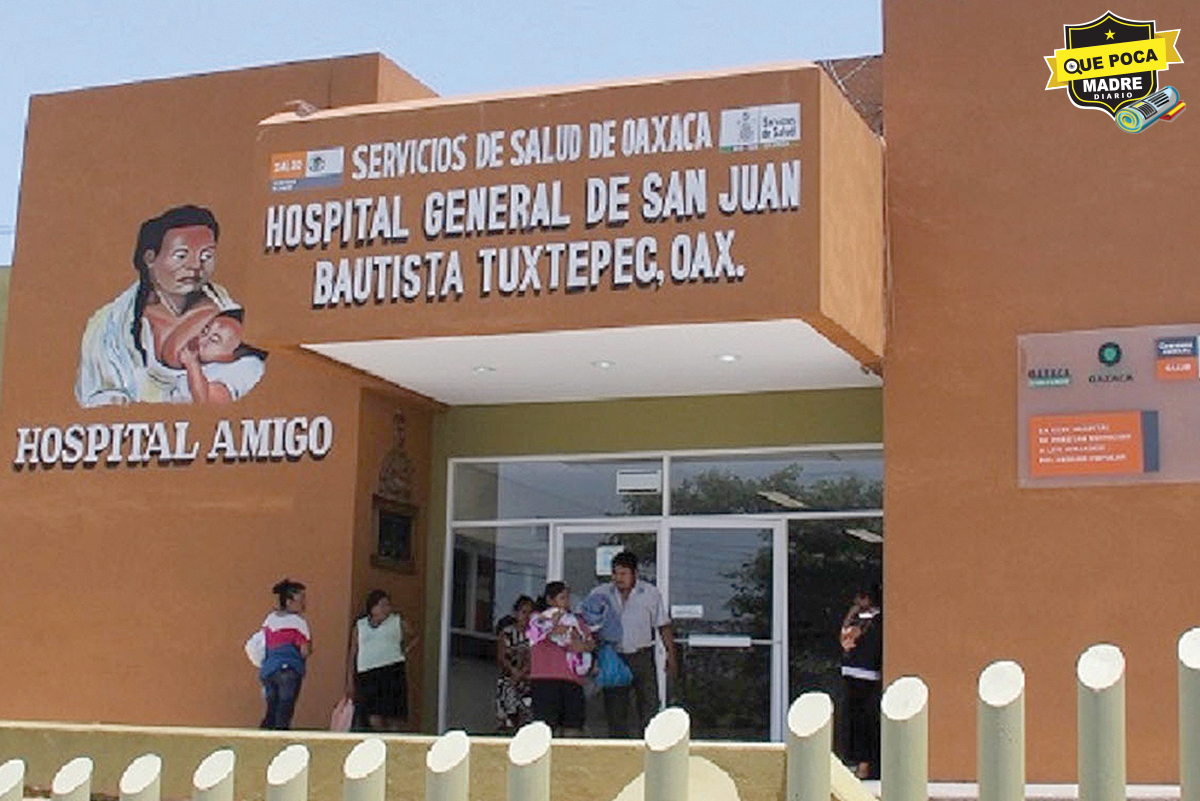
xmin=0 ymin=0 xmax=882 ymax=265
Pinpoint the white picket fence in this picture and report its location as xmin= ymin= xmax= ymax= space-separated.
xmin=1 ymin=627 xmax=1198 ymax=801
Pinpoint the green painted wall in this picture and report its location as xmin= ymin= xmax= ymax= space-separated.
xmin=0 ymin=266 xmax=9 ymax=391
xmin=419 ymin=386 xmax=882 ymax=728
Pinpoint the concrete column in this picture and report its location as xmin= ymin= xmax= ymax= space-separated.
xmin=978 ymin=661 xmax=1025 ymax=801
xmin=51 ymin=757 xmax=93 ymax=801
xmin=192 ymin=749 xmax=235 ymax=801
xmin=344 ymin=738 xmax=387 ymax=801
xmin=507 ymin=722 xmax=552 ymax=801
xmin=1179 ymin=628 xmax=1200 ymax=801
xmin=119 ymin=754 xmax=162 ymax=801
xmin=881 ymin=676 xmax=928 ymax=801
xmin=644 ymin=707 xmax=690 ymax=801
xmin=426 ymin=731 xmax=470 ymax=801
xmin=266 ymin=744 xmax=310 ymax=801
xmin=0 ymin=759 xmax=25 ymax=801
xmin=786 ymin=693 xmax=833 ymax=801
xmin=1077 ymin=643 xmax=1126 ymax=801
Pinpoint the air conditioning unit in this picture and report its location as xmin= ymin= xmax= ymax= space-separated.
xmin=616 ymin=469 xmax=662 ymax=494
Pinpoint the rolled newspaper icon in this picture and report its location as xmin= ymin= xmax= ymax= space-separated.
xmin=1116 ymin=86 xmax=1184 ymax=133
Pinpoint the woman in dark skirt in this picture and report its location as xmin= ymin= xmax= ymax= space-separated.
xmin=346 ymin=590 xmax=419 ymax=731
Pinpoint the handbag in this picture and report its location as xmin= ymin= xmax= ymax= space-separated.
xmin=330 ymin=696 xmax=355 ymax=732
xmin=594 ymin=643 xmax=633 ymax=688
xmin=244 ymin=628 xmax=265 ymax=668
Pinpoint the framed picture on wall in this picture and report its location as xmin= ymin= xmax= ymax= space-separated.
xmin=371 ymin=494 xmax=418 ymax=573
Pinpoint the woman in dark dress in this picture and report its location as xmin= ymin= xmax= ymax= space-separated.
xmin=495 ymin=595 xmax=536 ymax=733
xmin=840 ymin=585 xmax=883 ymax=779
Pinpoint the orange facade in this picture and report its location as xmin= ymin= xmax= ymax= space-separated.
xmin=12 ymin=0 xmax=1196 ymax=779
xmin=885 ymin=0 xmax=1200 ymax=782
xmin=0 ymin=54 xmax=882 ymax=740
xmin=0 ymin=55 xmax=441 ymax=730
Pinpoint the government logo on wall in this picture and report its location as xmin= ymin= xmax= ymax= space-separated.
xmin=1044 ymin=11 xmax=1185 ymax=133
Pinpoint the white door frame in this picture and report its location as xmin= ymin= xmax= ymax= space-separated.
xmin=551 ymin=517 xmax=786 ymax=741
xmin=666 ymin=517 xmax=787 ymax=741
xmin=550 ymin=520 xmax=665 ymax=582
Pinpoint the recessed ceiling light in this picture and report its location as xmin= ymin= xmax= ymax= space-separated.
xmin=472 ymin=365 xmax=495 ymax=374
xmin=717 ymin=354 xmax=740 ymax=363
xmin=591 ymin=360 xmax=616 ymax=369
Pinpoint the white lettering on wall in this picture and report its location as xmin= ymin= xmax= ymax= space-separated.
xmin=12 ymin=417 xmax=336 ymax=469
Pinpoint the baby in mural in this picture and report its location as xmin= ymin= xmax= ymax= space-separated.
xmin=151 ymin=300 xmax=266 ymax=403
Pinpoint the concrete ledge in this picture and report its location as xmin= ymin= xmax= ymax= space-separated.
xmin=0 ymin=723 xmax=787 ymax=801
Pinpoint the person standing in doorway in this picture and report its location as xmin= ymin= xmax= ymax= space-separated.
xmin=528 ymin=582 xmax=593 ymax=736
xmin=259 ymin=579 xmax=311 ymax=730
xmin=345 ymin=589 xmax=418 ymax=731
xmin=839 ymin=584 xmax=882 ymax=779
xmin=495 ymin=595 xmax=536 ymax=733
xmin=593 ymin=551 xmax=676 ymax=738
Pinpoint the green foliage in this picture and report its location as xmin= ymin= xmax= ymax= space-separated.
xmin=647 ymin=464 xmax=882 ymax=741
xmin=668 ymin=464 xmax=882 ymax=514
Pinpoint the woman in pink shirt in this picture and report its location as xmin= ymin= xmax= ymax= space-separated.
xmin=527 ymin=581 xmax=594 ymax=736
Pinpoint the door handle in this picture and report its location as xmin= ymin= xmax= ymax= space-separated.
xmin=686 ymin=635 xmax=752 ymax=648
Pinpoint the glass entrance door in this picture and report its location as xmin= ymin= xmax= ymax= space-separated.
xmin=551 ymin=519 xmax=785 ymax=741
xmin=550 ymin=523 xmax=662 ymax=737
xmin=666 ymin=520 xmax=785 ymax=741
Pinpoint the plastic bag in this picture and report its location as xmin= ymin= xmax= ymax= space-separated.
xmin=594 ymin=643 xmax=633 ymax=688
xmin=244 ymin=629 xmax=265 ymax=668
xmin=330 ymin=696 xmax=355 ymax=732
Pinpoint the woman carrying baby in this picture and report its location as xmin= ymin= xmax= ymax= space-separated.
xmin=527 ymin=581 xmax=594 ymax=737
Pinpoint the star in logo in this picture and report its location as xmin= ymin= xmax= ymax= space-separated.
xmin=1105 ymin=30 xmax=1115 ymax=39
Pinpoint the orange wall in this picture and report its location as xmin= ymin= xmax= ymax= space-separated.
xmin=885 ymin=1 xmax=1200 ymax=781
xmin=349 ymin=387 xmax=435 ymax=728
xmin=0 ymin=55 xmax=435 ymax=729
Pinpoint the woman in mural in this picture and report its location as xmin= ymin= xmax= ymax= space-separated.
xmin=74 ymin=204 xmax=267 ymax=407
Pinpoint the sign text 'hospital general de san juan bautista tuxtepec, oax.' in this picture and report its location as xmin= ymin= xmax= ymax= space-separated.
xmin=262 ymin=105 xmax=803 ymax=307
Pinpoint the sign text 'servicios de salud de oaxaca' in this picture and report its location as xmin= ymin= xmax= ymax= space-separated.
xmin=247 ymin=67 xmax=825 ymax=344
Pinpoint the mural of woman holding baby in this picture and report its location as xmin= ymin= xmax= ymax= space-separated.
xmin=75 ymin=204 xmax=267 ymax=407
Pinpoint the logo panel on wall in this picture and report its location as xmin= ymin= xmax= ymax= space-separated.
xmin=1155 ymin=336 xmax=1200 ymax=381
xmin=1044 ymin=11 xmax=1185 ymax=132
xmin=271 ymin=147 xmax=345 ymax=192
xmin=1028 ymin=367 xmax=1072 ymax=388
xmin=1089 ymin=340 xmax=1134 ymax=384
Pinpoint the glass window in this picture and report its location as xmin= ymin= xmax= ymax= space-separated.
xmin=445 ymin=525 xmax=548 ymax=734
xmin=785 ymin=517 xmax=883 ymax=757
xmin=453 ymin=459 xmax=663 ymax=520
xmin=669 ymin=450 xmax=882 ymax=514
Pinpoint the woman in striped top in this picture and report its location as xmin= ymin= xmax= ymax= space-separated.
xmin=259 ymin=578 xmax=312 ymax=730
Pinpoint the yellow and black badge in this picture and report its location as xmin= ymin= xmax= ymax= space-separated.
xmin=1046 ymin=11 xmax=1184 ymax=132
